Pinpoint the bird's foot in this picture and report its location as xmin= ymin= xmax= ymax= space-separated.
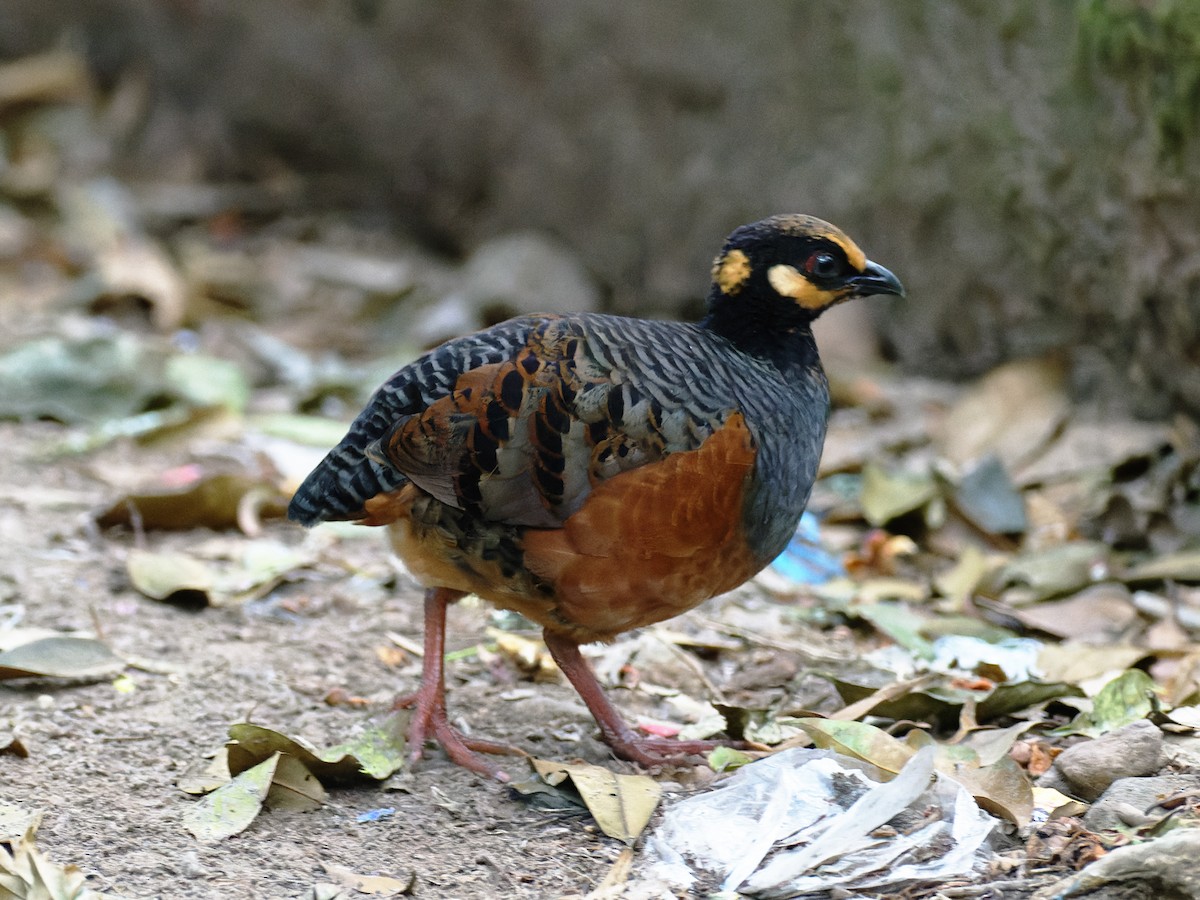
xmin=394 ymin=691 xmax=526 ymax=782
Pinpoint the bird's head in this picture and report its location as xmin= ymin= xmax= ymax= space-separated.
xmin=707 ymin=215 xmax=904 ymax=329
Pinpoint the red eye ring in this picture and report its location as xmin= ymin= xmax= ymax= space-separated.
xmin=805 ymin=251 xmax=839 ymax=278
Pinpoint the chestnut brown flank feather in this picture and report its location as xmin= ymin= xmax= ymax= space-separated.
xmin=522 ymin=412 xmax=758 ymax=641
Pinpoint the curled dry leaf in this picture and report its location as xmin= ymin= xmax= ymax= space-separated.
xmin=225 ymin=712 xmax=408 ymax=783
xmin=95 ymin=472 xmax=288 ymax=532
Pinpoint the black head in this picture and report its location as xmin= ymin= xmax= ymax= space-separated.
xmin=705 ymin=215 xmax=904 ymax=342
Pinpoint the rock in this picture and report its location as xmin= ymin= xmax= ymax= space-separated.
xmin=1162 ymin=732 xmax=1200 ymax=773
xmin=457 ymin=231 xmax=600 ymax=319
xmin=1050 ymin=720 xmax=1164 ymax=802
xmin=1036 ymin=827 xmax=1200 ymax=899
xmin=1082 ymin=774 xmax=1200 ymax=832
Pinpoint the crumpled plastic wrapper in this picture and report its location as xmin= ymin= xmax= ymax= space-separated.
xmin=642 ymin=746 xmax=997 ymax=897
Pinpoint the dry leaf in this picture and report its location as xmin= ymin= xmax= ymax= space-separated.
xmin=0 ymin=823 xmax=108 ymax=899
xmin=0 ymin=636 xmax=124 ymax=681
xmin=791 ymin=719 xmax=914 ymax=775
xmin=530 ymin=758 xmax=662 ymax=844
xmin=95 ymin=472 xmax=288 ymax=532
xmin=265 ymin=754 xmax=327 ymax=812
xmin=936 ymin=358 xmax=1068 ymax=471
xmin=320 ymin=862 xmax=414 ymax=897
xmin=225 ymin=713 xmax=408 ymax=783
xmin=125 ymin=548 xmax=215 ymax=607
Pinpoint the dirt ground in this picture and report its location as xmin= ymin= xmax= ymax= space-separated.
xmin=0 ymin=421 xmax=668 ymax=899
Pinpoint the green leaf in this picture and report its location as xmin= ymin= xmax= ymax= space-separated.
xmin=164 ymin=354 xmax=250 ymax=413
xmin=859 ymin=462 xmax=939 ymax=526
xmin=854 ymin=601 xmax=935 ymax=658
xmin=183 ymin=753 xmax=279 ymax=842
xmin=226 ymin=711 xmax=408 ymax=783
xmin=707 ymin=746 xmax=753 ymax=772
xmin=1060 ymin=669 xmax=1159 ymax=737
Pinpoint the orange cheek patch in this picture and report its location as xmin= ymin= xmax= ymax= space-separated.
xmin=712 ymin=249 xmax=752 ymax=295
xmin=767 ymin=264 xmax=844 ymax=311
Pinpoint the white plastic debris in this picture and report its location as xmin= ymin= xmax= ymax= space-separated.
xmin=642 ymin=746 xmax=997 ymax=897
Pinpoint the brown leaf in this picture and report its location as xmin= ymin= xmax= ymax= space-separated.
xmin=95 ymin=472 xmax=288 ymax=532
xmin=937 ymin=358 xmax=1068 ymax=471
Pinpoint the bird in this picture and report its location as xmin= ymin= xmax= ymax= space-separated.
xmin=288 ymin=214 xmax=904 ymax=781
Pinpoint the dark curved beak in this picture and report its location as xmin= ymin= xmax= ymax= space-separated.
xmin=850 ymin=260 xmax=905 ymax=298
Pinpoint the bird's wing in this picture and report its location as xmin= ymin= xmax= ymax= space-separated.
xmin=366 ymin=315 xmax=734 ymax=528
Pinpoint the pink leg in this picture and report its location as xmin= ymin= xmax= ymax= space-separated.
xmin=393 ymin=587 xmax=525 ymax=782
xmin=543 ymin=630 xmax=750 ymax=767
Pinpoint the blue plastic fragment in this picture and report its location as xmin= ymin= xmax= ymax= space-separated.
xmin=769 ymin=511 xmax=844 ymax=585
xmin=356 ymin=807 xmax=396 ymax=823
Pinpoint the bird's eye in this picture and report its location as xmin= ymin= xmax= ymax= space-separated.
xmin=805 ymin=251 xmax=840 ymax=279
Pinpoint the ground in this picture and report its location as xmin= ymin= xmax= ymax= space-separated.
xmin=0 ymin=422 xmax=643 ymax=899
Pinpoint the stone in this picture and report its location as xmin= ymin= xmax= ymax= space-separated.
xmin=1082 ymin=774 xmax=1200 ymax=832
xmin=1036 ymin=827 xmax=1200 ymax=899
xmin=1050 ymin=720 xmax=1164 ymax=802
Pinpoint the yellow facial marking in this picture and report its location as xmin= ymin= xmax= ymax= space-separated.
xmin=767 ymin=263 xmax=845 ymax=311
xmin=712 ymin=249 xmax=752 ymax=294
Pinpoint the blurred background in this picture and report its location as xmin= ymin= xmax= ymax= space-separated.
xmin=1 ymin=0 xmax=1198 ymax=417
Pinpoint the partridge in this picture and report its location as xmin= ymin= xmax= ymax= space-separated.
xmin=289 ymin=215 xmax=904 ymax=780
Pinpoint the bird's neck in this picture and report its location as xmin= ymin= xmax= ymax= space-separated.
xmin=699 ymin=295 xmax=822 ymax=375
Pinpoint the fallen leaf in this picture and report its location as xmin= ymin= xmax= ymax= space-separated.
xmin=934 ymin=545 xmax=991 ymax=609
xmin=265 ymin=753 xmax=327 ymax=812
xmin=1036 ymin=643 xmax=1150 ymax=684
xmin=164 ymin=354 xmax=250 ymax=413
xmin=225 ymin=712 xmax=408 ymax=783
xmin=0 ymin=824 xmax=103 ymax=900
xmin=0 ymin=636 xmax=124 ymax=681
xmin=1031 ymin=785 xmax=1088 ymax=820
xmin=177 ymin=748 xmax=233 ymax=795
xmin=859 ymin=462 xmax=938 ymax=527
xmin=320 ymin=862 xmax=414 ymax=897
xmin=938 ymin=751 xmax=1034 ymax=827
xmin=959 ymin=721 xmax=1038 ymax=767
xmin=0 ymin=333 xmax=163 ymax=425
xmin=1007 ymin=583 xmax=1137 ymax=640
xmin=953 ymin=455 xmax=1027 ymax=535
xmin=183 ymin=753 xmax=278 ymax=843
xmin=853 ymin=601 xmax=935 ymax=658
xmin=95 ymin=472 xmax=288 ymax=531
xmin=1124 ymin=549 xmax=1200 ymax=584
xmin=1060 ymin=669 xmax=1159 ymax=737
xmin=125 ymin=548 xmax=215 ymax=607
xmin=1015 ymin=417 xmax=1173 ymax=487
xmin=992 ymin=542 xmax=1110 ymax=604
xmin=707 ymin=746 xmax=753 ymax=772
xmin=791 ymin=719 xmax=914 ymax=775
xmin=936 ymin=358 xmax=1068 ymax=471
xmin=530 ymin=758 xmax=662 ymax=844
